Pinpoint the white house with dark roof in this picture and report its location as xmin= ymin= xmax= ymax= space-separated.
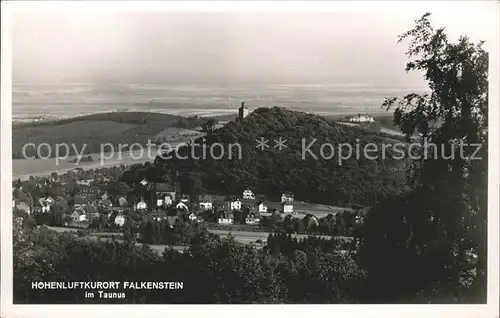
xmin=242 ymin=188 xmax=256 ymax=200
xmin=39 ymin=196 xmax=54 ymax=213
xmin=176 ymin=201 xmax=189 ymax=211
xmin=199 ymin=201 xmax=212 ymax=210
xmin=218 ymin=210 xmax=234 ymax=225
xmin=73 ymin=195 xmax=88 ymax=208
xmin=114 ymin=214 xmax=126 ymax=227
xmin=98 ymin=198 xmax=113 ymax=209
xmin=71 ymin=207 xmax=87 ymax=223
xmin=245 ymin=212 xmax=260 ymax=225
xmin=347 ymin=114 xmax=375 ymax=123
xmin=281 ymin=193 xmax=294 ymax=203
xmin=283 ymin=201 xmax=294 ymax=213
xmin=154 ymin=183 xmax=176 ymax=207
xmin=136 ymin=200 xmax=147 ymax=210
xmin=257 ymin=202 xmax=268 ymax=214
xmin=198 ymin=194 xmax=217 ymax=210
xmin=227 ymin=198 xmax=242 ymax=211
xmin=13 ymin=200 xmax=31 ymax=214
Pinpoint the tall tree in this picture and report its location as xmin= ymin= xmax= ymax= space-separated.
xmin=362 ymin=13 xmax=488 ymax=302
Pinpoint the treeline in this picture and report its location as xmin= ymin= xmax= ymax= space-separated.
xmin=14 ymin=219 xmax=366 ymax=304
xmin=260 ymin=211 xmax=365 ymax=237
xmin=265 ymin=232 xmax=357 ymax=255
xmin=137 ymin=217 xmax=209 ymax=245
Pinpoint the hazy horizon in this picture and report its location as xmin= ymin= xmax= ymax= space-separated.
xmin=12 ymin=4 xmax=495 ymax=87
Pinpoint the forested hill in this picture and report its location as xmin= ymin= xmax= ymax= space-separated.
xmin=150 ymin=107 xmax=409 ymax=207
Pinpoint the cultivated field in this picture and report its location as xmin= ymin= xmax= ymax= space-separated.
xmin=153 ymin=127 xmax=205 ymax=143
xmin=293 ymin=201 xmax=354 ymax=219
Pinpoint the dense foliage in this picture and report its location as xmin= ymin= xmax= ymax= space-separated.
xmin=14 ymin=219 xmax=365 ymax=304
xmin=359 ymin=13 xmax=488 ymax=303
xmin=144 ymin=107 xmax=408 ymax=207
xmin=138 ymin=217 xmax=208 ymax=245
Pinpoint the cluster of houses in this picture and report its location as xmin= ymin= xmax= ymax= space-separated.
xmin=133 ymin=179 xmax=297 ymax=226
xmin=13 ymin=173 xmax=299 ymax=228
xmin=12 ymin=181 xmax=128 ymax=227
xmin=345 ymin=114 xmax=375 ymax=123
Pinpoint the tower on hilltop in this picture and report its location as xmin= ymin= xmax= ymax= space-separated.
xmin=238 ymin=102 xmax=249 ymax=120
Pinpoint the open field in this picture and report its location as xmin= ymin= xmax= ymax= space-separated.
xmin=293 ymin=201 xmax=354 ymax=219
xmin=18 ymin=120 xmax=139 ymax=139
xmin=153 ymin=127 xmax=205 ymax=142
xmin=12 ymin=111 xmax=207 ymax=160
xmin=13 ymin=145 xmax=190 ymax=180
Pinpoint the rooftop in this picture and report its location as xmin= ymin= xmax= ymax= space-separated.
xmin=155 ymin=183 xmax=175 ymax=192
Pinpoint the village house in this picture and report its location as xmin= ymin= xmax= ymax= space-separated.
xmin=114 ymin=214 xmax=126 ymax=227
xmin=199 ymin=200 xmax=213 ymax=210
xmin=283 ymin=201 xmax=294 ymax=213
xmin=245 ymin=212 xmax=261 ymax=225
xmin=281 ymin=192 xmax=294 ymax=204
xmin=227 ymin=197 xmax=242 ymax=211
xmin=162 ymin=194 xmax=174 ymax=207
xmin=39 ymin=196 xmax=54 ymax=213
xmin=136 ymin=199 xmax=148 ymax=210
xmin=71 ymin=207 xmax=87 ymax=223
xmin=118 ymin=196 xmax=128 ymax=207
xmin=13 ymin=190 xmax=33 ymax=214
xmin=188 ymin=213 xmax=198 ymax=222
xmin=197 ymin=194 xmax=214 ymax=210
xmin=176 ymin=201 xmax=189 ymax=211
xmin=180 ymin=195 xmax=191 ymax=203
xmin=257 ymin=202 xmax=268 ymax=214
xmin=13 ymin=199 xmax=31 ymax=214
xmin=348 ymin=114 xmax=375 ymax=123
xmin=149 ymin=182 xmax=177 ymax=207
xmin=76 ymin=179 xmax=93 ymax=186
xmin=197 ymin=194 xmax=226 ymax=210
xmin=79 ymin=185 xmax=100 ymax=198
xmin=150 ymin=211 xmax=167 ymax=222
xmin=218 ymin=211 xmax=234 ymax=225
xmin=98 ymin=198 xmax=113 ymax=209
xmin=242 ymin=188 xmax=256 ymax=200
xmin=73 ymin=195 xmax=90 ymax=208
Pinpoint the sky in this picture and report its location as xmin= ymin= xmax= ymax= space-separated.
xmin=11 ymin=2 xmax=497 ymax=86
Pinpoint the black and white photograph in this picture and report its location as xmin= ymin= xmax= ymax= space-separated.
xmin=1 ymin=1 xmax=499 ymax=315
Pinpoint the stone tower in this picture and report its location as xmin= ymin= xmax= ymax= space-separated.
xmin=238 ymin=102 xmax=249 ymax=120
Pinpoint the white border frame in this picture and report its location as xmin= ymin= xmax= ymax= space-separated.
xmin=1 ymin=2 xmax=499 ymax=318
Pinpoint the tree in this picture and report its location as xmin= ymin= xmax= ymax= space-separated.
xmin=201 ymin=118 xmax=217 ymax=133
xmin=293 ymin=217 xmax=305 ymax=234
xmin=361 ymin=13 xmax=488 ymax=302
xmin=283 ymin=215 xmax=294 ymax=233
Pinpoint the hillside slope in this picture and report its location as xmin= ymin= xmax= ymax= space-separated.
xmin=12 ymin=112 xmax=211 ymax=159
xmin=149 ymin=107 xmax=409 ymax=207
